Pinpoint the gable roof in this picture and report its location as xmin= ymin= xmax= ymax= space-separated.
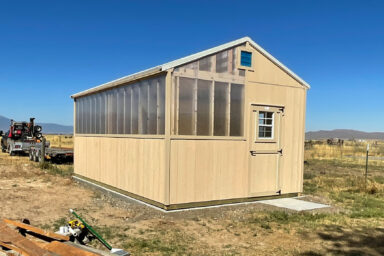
xmin=72 ymin=36 xmax=309 ymax=98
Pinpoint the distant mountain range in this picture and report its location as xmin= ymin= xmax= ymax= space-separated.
xmin=0 ymin=115 xmax=73 ymax=134
xmin=306 ymin=129 xmax=384 ymax=140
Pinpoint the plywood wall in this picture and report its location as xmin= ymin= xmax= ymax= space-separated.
xmin=74 ymin=136 xmax=166 ymax=204
xmin=169 ymin=140 xmax=248 ymax=204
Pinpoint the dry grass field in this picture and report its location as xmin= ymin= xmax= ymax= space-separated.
xmin=44 ymin=134 xmax=73 ymax=148
xmin=0 ymin=139 xmax=383 ymax=255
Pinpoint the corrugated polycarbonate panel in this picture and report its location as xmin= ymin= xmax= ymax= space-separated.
xmin=84 ymin=96 xmax=90 ymax=134
xmin=91 ymin=94 xmax=97 ymax=134
xmin=131 ymin=85 xmax=139 ymax=134
xmin=199 ymin=56 xmax=212 ymax=71
xmin=214 ymin=81 xmax=228 ymax=136
xmin=216 ymin=50 xmax=228 ymax=73
xmin=124 ymin=86 xmax=131 ymax=134
xmin=139 ymin=82 xmax=148 ymax=134
xmin=148 ymin=79 xmax=157 ymax=134
xmin=75 ymin=99 xmax=80 ymax=133
xmin=111 ymin=89 xmax=118 ymax=134
xmin=117 ymin=87 xmax=124 ymax=134
xmin=76 ymin=74 xmax=166 ymax=135
xmin=157 ymin=76 xmax=165 ymax=134
xmin=197 ymin=79 xmax=211 ymax=135
xmin=178 ymin=77 xmax=195 ymax=135
xmin=100 ymin=92 xmax=106 ymax=134
xmin=230 ymin=83 xmax=244 ymax=136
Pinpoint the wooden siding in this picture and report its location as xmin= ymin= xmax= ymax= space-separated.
xmin=246 ymin=83 xmax=306 ymax=194
xmin=74 ymin=136 xmax=166 ymax=204
xmin=169 ymin=140 xmax=248 ymax=204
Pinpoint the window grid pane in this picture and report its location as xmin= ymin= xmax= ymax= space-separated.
xmin=258 ymin=111 xmax=274 ymax=139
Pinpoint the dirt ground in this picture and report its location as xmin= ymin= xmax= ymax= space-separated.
xmin=1 ymin=153 xmax=384 ymax=255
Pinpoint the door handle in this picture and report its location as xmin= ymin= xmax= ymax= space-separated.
xmin=250 ymin=149 xmax=283 ymax=156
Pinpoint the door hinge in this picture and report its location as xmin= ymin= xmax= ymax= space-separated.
xmin=278 ymin=149 xmax=283 ymax=155
xmin=276 ymin=190 xmax=281 ymax=195
xmin=250 ymin=150 xmax=256 ymax=156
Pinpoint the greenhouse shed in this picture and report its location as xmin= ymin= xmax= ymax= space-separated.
xmin=71 ymin=37 xmax=310 ymax=210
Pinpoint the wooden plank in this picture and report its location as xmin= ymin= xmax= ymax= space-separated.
xmin=164 ymin=69 xmax=173 ymax=205
xmin=0 ymin=222 xmax=54 ymax=256
xmin=44 ymin=241 xmax=100 ymax=256
xmin=3 ymin=219 xmax=70 ymax=241
xmin=0 ymin=240 xmax=28 ymax=256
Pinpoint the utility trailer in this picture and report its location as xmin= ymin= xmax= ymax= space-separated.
xmin=0 ymin=118 xmax=44 ymax=156
xmin=4 ymin=138 xmax=50 ymax=156
xmin=29 ymin=145 xmax=73 ymax=163
xmin=1 ymin=117 xmax=74 ymax=164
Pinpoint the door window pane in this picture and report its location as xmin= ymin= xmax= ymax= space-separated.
xmin=258 ymin=111 xmax=274 ymax=139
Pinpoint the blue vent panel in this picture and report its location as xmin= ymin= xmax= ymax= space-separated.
xmin=240 ymin=51 xmax=252 ymax=67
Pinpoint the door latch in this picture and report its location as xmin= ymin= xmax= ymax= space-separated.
xmin=250 ymin=151 xmax=257 ymax=156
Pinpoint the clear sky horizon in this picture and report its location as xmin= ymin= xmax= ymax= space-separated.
xmin=0 ymin=0 xmax=383 ymax=132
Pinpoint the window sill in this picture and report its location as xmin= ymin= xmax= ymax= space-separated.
xmin=170 ymin=135 xmax=246 ymax=141
xmin=75 ymin=134 xmax=165 ymax=139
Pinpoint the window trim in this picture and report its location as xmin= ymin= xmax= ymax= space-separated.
xmin=251 ymin=105 xmax=283 ymax=144
xmin=237 ymin=47 xmax=255 ymax=71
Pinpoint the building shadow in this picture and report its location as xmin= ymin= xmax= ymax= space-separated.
xmin=300 ymin=225 xmax=384 ymax=256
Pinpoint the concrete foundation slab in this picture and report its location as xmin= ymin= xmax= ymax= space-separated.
xmin=259 ymin=198 xmax=329 ymax=211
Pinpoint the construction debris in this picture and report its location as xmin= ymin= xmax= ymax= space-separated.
xmin=0 ymin=217 xmax=130 ymax=256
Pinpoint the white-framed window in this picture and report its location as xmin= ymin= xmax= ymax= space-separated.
xmin=258 ymin=111 xmax=274 ymax=139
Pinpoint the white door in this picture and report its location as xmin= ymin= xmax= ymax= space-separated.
xmin=248 ymin=105 xmax=283 ymax=196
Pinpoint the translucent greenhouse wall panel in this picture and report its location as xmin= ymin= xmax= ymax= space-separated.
xmin=178 ymin=77 xmax=194 ymax=135
xmin=213 ymin=82 xmax=228 ymax=136
xmin=117 ymin=88 xmax=124 ymax=134
xmin=139 ymin=83 xmax=148 ymax=134
xmin=75 ymin=74 xmax=166 ymax=135
xmin=123 ymin=87 xmax=131 ymax=134
xmin=148 ymin=79 xmax=157 ymax=134
xmin=173 ymin=45 xmax=245 ymax=137
xmin=157 ymin=78 xmax=165 ymax=134
xmin=230 ymin=83 xmax=244 ymax=136
xmin=196 ymin=79 xmax=211 ymax=135
xmin=131 ymin=85 xmax=139 ymax=134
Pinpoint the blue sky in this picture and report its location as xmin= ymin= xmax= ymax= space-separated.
xmin=0 ymin=0 xmax=383 ymax=131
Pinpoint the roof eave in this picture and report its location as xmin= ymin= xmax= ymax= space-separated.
xmin=71 ymin=66 xmax=163 ymax=99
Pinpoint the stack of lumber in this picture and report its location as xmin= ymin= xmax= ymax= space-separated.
xmin=0 ymin=219 xmax=112 ymax=256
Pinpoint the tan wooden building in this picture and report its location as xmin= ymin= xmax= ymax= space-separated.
xmin=71 ymin=37 xmax=310 ymax=210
